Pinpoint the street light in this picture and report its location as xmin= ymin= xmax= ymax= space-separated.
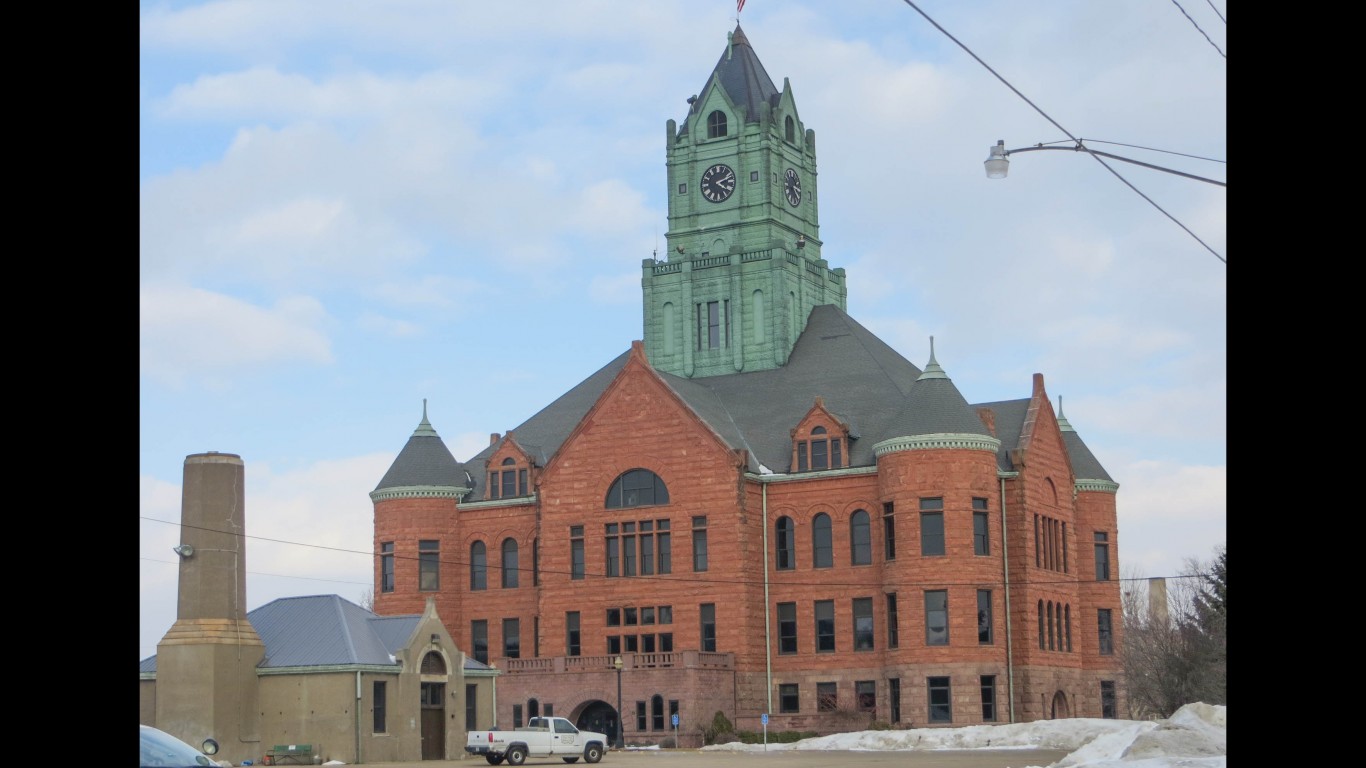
xmin=613 ymin=655 xmax=624 ymax=748
xmin=984 ymin=139 xmax=1226 ymax=186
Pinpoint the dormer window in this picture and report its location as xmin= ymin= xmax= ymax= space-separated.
xmin=489 ymin=456 xmax=529 ymax=499
xmin=794 ymin=425 xmax=844 ymax=472
xmin=707 ymin=110 xmax=728 ymax=138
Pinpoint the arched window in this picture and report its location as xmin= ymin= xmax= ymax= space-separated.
xmin=470 ymin=541 xmax=487 ymax=591
xmin=1046 ymin=600 xmax=1055 ymax=650
xmin=785 ymin=115 xmax=795 ymax=143
xmin=528 ymin=698 xmax=539 ymax=719
xmin=421 ymin=651 xmax=446 ymax=675
xmin=502 ymin=538 xmax=519 ymax=588
xmin=1065 ymin=605 xmax=1073 ymax=651
xmin=775 ymin=516 xmax=794 ymax=570
xmin=1037 ymin=600 xmax=1045 ymax=649
xmin=812 ymin=513 xmax=833 ymax=568
xmin=849 ymin=509 xmax=871 ymax=565
xmin=707 ymin=110 xmax=728 ymax=138
xmin=1055 ymin=603 xmax=1065 ymax=651
xmin=605 ymin=469 xmax=670 ymax=508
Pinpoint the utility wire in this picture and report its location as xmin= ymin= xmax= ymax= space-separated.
xmin=1036 ymin=138 xmax=1225 ymax=166
xmin=1202 ymin=0 xmax=1226 ymax=24
xmin=900 ymin=1 xmax=1225 ymax=264
xmin=142 ymin=515 xmax=1209 ymax=592
xmin=1171 ymin=0 xmax=1227 ymax=57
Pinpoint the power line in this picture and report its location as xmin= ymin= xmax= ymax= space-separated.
xmin=900 ymin=1 xmax=1225 ymax=264
xmin=142 ymin=515 xmax=1207 ymax=593
xmin=1170 ymin=0 xmax=1227 ymax=58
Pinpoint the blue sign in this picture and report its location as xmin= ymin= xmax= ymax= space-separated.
xmin=671 ymin=714 xmax=679 ymax=727
xmin=761 ymin=713 xmax=769 ymax=726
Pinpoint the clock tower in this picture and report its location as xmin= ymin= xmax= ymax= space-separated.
xmin=643 ymin=24 xmax=847 ymax=379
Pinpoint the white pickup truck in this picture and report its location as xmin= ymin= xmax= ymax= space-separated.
xmin=465 ymin=716 xmax=609 ymax=765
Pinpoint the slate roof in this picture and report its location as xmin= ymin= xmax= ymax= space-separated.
xmin=681 ymin=23 xmax=780 ymax=133
xmin=388 ymin=304 xmax=1112 ymax=501
xmin=139 ymin=594 xmax=497 ymax=674
xmin=372 ymin=402 xmax=465 ymax=492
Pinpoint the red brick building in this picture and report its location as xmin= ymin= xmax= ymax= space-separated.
xmin=370 ymin=24 xmax=1124 ymax=747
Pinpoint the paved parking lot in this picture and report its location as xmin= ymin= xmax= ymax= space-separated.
xmin=349 ymin=746 xmax=1071 ymax=768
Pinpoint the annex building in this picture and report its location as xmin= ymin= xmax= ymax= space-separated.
xmin=370 ymin=24 xmax=1125 ymax=748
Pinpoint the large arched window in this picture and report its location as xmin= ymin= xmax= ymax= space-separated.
xmin=775 ymin=516 xmax=795 ymax=570
xmin=849 ymin=509 xmax=871 ymax=565
xmin=707 ymin=110 xmax=728 ymax=138
xmin=470 ymin=541 xmax=487 ymax=591
xmin=502 ymin=538 xmax=519 ymax=588
xmin=605 ymin=469 xmax=670 ymax=508
xmin=812 ymin=513 xmax=833 ymax=568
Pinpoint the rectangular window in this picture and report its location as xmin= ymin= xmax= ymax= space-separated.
xmin=973 ymin=498 xmax=989 ymax=555
xmin=1094 ymin=532 xmax=1111 ymax=580
xmin=928 ymin=676 xmax=952 ymax=723
xmin=471 ymin=620 xmax=488 ymax=664
xmin=981 ymin=675 xmax=997 ymax=722
xmin=889 ymin=678 xmax=902 ymax=724
xmin=519 ymin=468 xmax=528 ymax=496
xmin=779 ymin=683 xmax=800 ymax=713
xmin=607 ymin=608 xmax=621 ymax=627
xmin=1098 ymin=608 xmax=1114 ymax=655
xmin=883 ymin=502 xmax=896 ymax=560
xmin=419 ymin=539 xmax=440 ymax=591
xmin=692 ymin=516 xmax=708 ymax=571
xmin=1100 ymin=681 xmax=1117 ymax=718
xmin=503 ymin=618 xmax=520 ymax=659
xmin=853 ymin=597 xmax=874 ymax=651
xmin=1063 ymin=522 xmax=1068 ymax=572
xmin=567 ymin=611 xmax=581 ymax=656
xmin=817 ymin=682 xmax=837 ymax=712
xmin=571 ymin=526 xmax=585 ymax=580
xmin=701 ymin=603 xmax=717 ymax=652
xmin=811 ymin=438 xmax=827 ymax=470
xmin=636 ymin=701 xmax=647 ymax=731
xmin=513 ymin=704 xmax=523 ymax=729
xmin=607 ymin=636 xmax=620 ymax=655
xmin=925 ymin=590 xmax=949 ymax=646
xmin=658 ymin=520 xmax=672 ymax=574
xmin=660 ymin=632 xmax=673 ymax=652
xmin=466 ymin=684 xmax=478 ymax=731
xmin=501 ymin=469 xmax=516 ymax=498
xmin=856 ymin=680 xmax=876 ymax=714
xmin=977 ymin=590 xmax=994 ymax=644
xmin=641 ymin=521 xmax=654 ymax=575
xmin=373 ymin=681 xmax=387 ymax=733
xmin=831 ymin=438 xmax=842 ymax=468
xmin=606 ymin=524 xmax=620 ymax=577
xmin=380 ymin=542 xmax=395 ymax=593
xmin=545 ymin=704 xmax=554 ymax=719
xmin=778 ymin=602 xmax=798 ymax=654
xmin=623 ymin=522 xmax=637 ymax=577
xmin=678 ymin=183 xmax=686 ymax=194
xmin=920 ymin=499 xmax=945 ymax=556
xmin=1034 ymin=515 xmax=1041 ymax=567
xmin=815 ymin=599 xmax=836 ymax=652
xmin=797 ymin=441 xmax=808 ymax=471
xmin=887 ymin=592 xmax=899 ymax=648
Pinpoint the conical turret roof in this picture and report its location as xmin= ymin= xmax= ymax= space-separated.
xmin=372 ymin=399 xmax=464 ymax=494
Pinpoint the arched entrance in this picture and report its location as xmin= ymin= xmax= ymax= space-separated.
xmin=420 ymin=651 xmax=447 ymax=760
xmin=1049 ymin=690 xmax=1070 ymax=719
xmin=576 ymin=700 xmax=619 ymax=747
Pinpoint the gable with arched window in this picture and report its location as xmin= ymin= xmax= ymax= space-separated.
xmin=487 ymin=436 xmax=534 ymax=500
xmin=790 ymin=398 xmax=851 ymax=472
xmin=605 ymin=468 xmax=670 ymax=508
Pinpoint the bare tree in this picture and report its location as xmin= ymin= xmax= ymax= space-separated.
xmin=360 ymin=588 xmax=374 ymax=611
xmin=1120 ymin=545 xmax=1226 ymax=718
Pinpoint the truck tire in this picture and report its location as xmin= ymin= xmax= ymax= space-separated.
xmin=584 ymin=743 xmax=604 ymax=764
xmin=506 ymin=745 xmax=528 ymax=766
xmin=485 ymin=756 xmax=505 ymax=765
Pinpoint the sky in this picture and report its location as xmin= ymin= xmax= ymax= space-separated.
xmin=139 ymin=0 xmax=1227 ymax=661
xmin=702 ymin=702 xmax=1227 ymax=768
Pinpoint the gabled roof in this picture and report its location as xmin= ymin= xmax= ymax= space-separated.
xmin=414 ymin=305 xmax=1111 ymax=498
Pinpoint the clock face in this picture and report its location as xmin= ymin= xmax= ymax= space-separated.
xmin=784 ymin=168 xmax=802 ymax=206
xmin=700 ymin=164 xmax=737 ymax=203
